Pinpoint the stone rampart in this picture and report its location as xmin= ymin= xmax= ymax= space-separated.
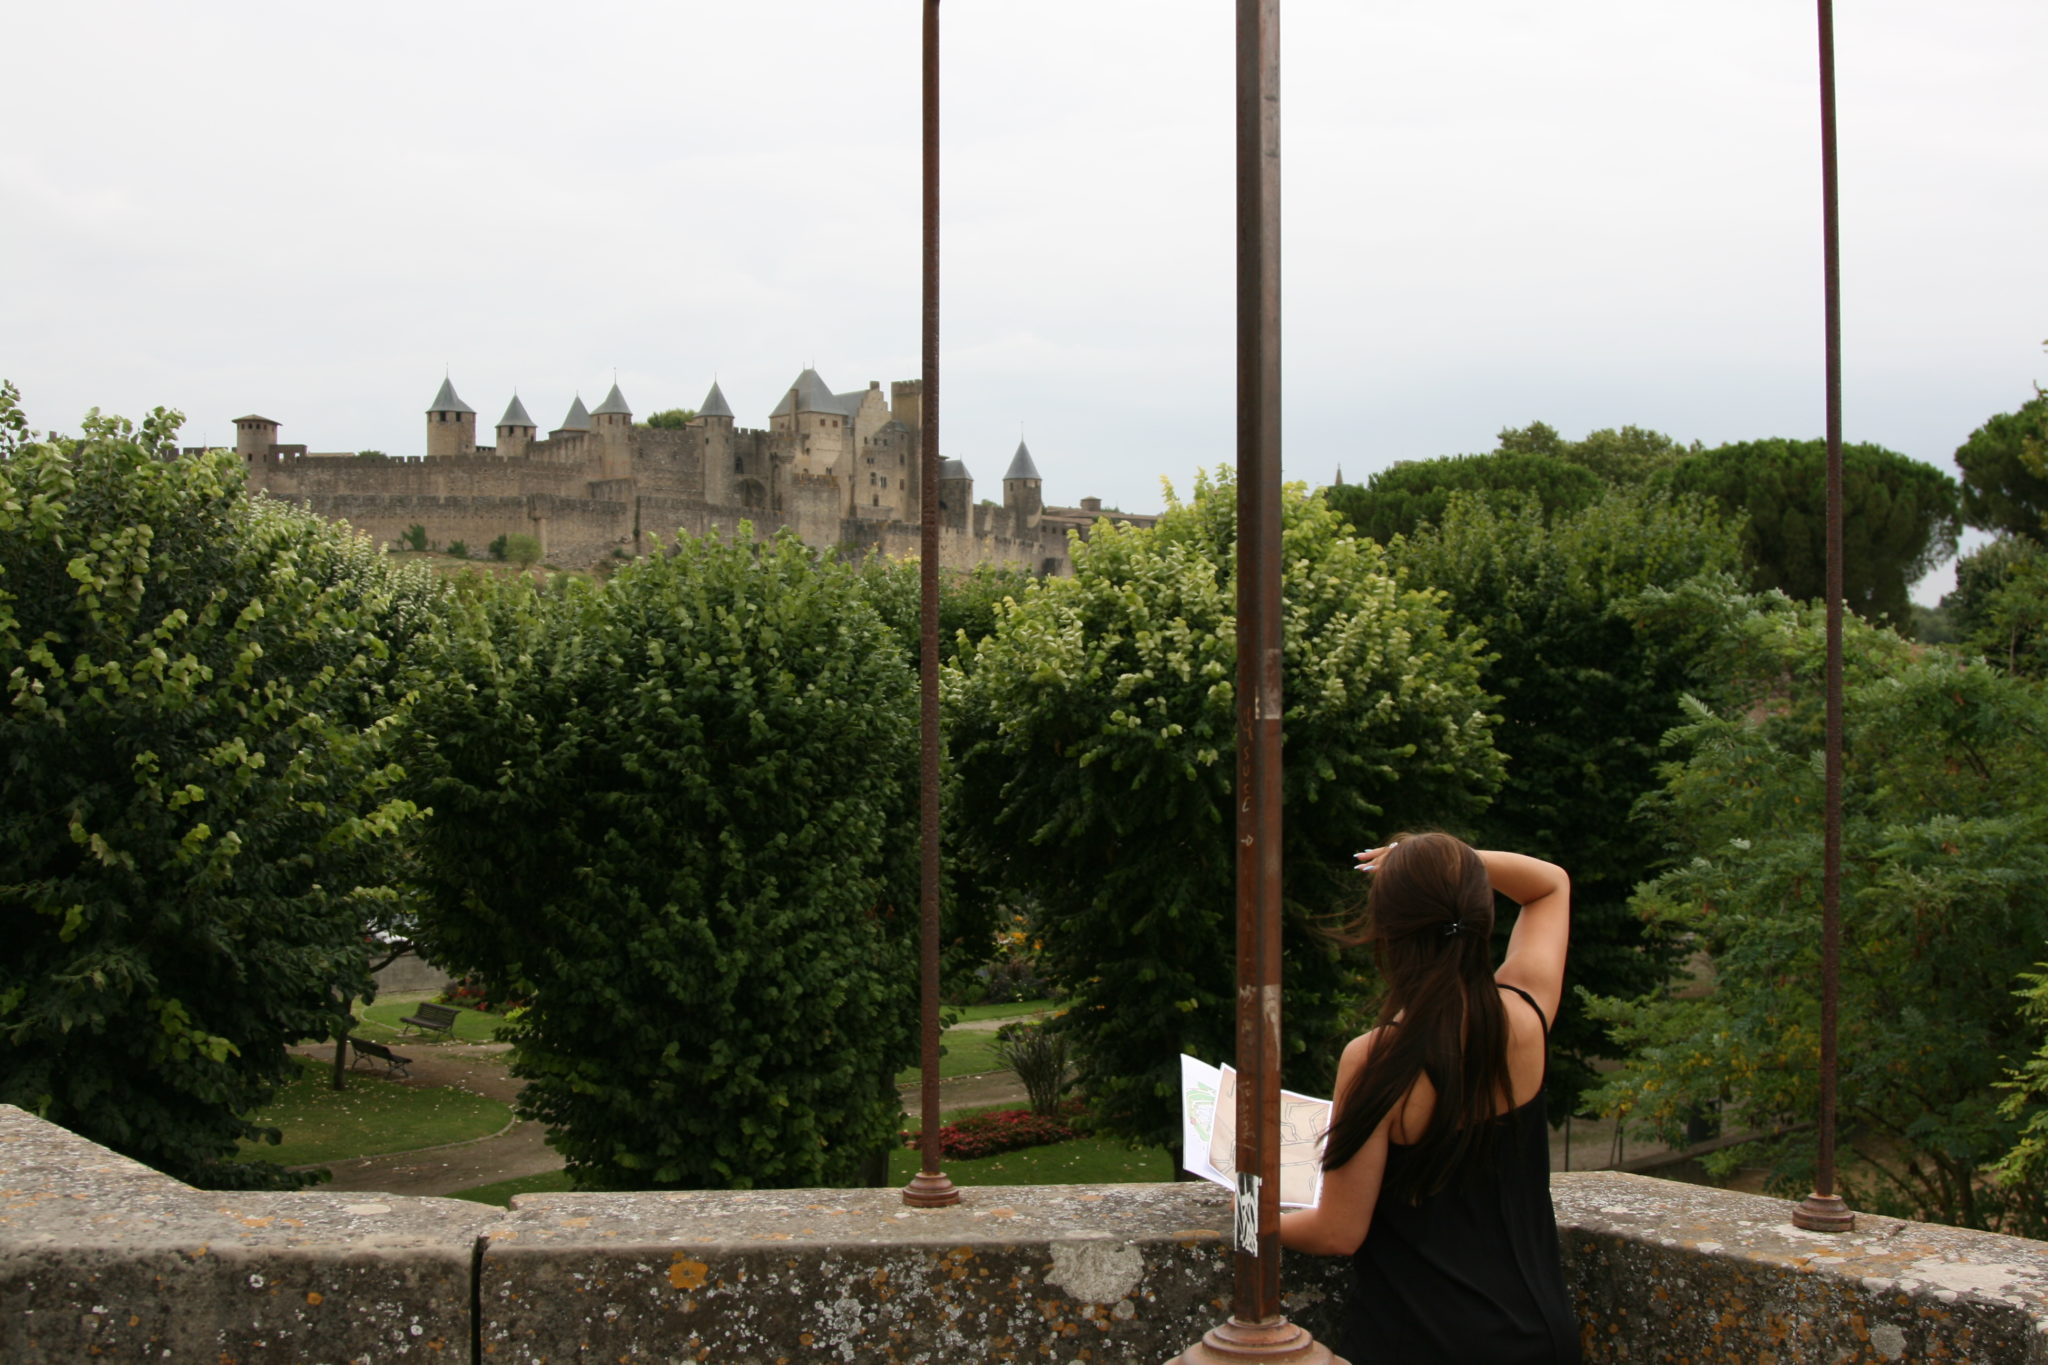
xmin=5 ymin=1105 xmax=2043 ymax=1363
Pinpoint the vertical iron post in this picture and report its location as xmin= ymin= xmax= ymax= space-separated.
xmin=903 ymin=0 xmax=958 ymax=1210
xmin=1794 ymin=0 xmax=1854 ymax=1235
xmin=1170 ymin=2 xmax=1340 ymax=1360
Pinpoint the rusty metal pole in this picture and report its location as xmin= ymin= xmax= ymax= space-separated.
xmin=1170 ymin=2 xmax=1339 ymax=1360
xmin=1793 ymin=0 xmax=1854 ymax=1236
xmin=903 ymin=0 xmax=959 ymax=1210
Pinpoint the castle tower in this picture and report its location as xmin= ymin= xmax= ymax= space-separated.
xmin=551 ymin=395 xmax=591 ymax=440
xmin=426 ymin=378 xmax=477 ymax=457
xmin=1002 ymin=440 xmax=1043 ymax=523
xmin=496 ymin=395 xmax=536 ymax=459
xmin=939 ymin=457 xmax=973 ymax=528
xmin=234 ymin=414 xmax=280 ymax=462
xmin=697 ymin=380 xmax=735 ymax=428
xmin=697 ymin=380 xmax=738 ymax=505
xmin=590 ymin=382 xmax=633 ymax=480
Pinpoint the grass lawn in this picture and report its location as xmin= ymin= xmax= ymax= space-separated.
xmin=888 ymin=1136 xmax=1172 ymax=1186
xmin=450 ymin=1170 xmax=575 ymax=1206
xmin=891 ymin=1000 xmax=1053 ymax=1085
xmin=447 ymin=1136 xmax=1171 ymax=1206
xmin=950 ymin=998 xmax=1053 ymax=1023
xmin=238 ymin=1055 xmax=511 ymax=1169
xmin=348 ymin=991 xmax=512 ymax=1045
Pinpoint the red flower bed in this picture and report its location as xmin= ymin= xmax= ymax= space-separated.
xmin=902 ymin=1102 xmax=1087 ymax=1161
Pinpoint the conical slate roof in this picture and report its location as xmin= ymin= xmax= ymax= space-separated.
xmin=699 ymin=381 xmax=734 ymax=419
xmin=591 ymin=382 xmax=632 ymax=417
xmin=558 ymin=396 xmax=591 ymax=431
xmin=769 ymin=368 xmax=842 ymax=417
xmin=498 ymin=395 xmax=535 ymax=429
xmin=1003 ymin=440 xmax=1041 ymax=481
xmin=940 ymin=458 xmax=972 ymax=481
xmin=427 ymin=378 xmax=474 ymax=415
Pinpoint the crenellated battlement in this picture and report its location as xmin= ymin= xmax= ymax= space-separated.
xmin=228 ymin=367 xmax=1155 ymax=574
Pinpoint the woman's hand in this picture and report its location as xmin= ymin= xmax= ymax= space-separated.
xmin=1352 ymin=841 xmax=1398 ymax=875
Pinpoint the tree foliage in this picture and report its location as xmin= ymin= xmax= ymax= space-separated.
xmin=1954 ymin=394 xmax=2048 ymax=539
xmin=1327 ymin=451 xmax=1603 ymax=544
xmin=1387 ymin=488 xmax=1745 ymax=1110
xmin=1496 ymin=421 xmax=1692 ymax=485
xmin=407 ymin=530 xmax=919 ymax=1190
xmin=0 ymin=387 xmax=437 ymax=1187
xmin=642 ymin=408 xmax=698 ymax=430
xmin=948 ymin=470 xmax=1501 ymax=1148
xmin=1943 ymin=536 xmax=2048 ymax=678
xmin=1660 ymin=438 xmax=1960 ymax=624
xmin=1585 ymin=603 xmax=2048 ymax=1235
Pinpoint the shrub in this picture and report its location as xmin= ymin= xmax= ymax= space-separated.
xmin=0 ymin=384 xmax=437 ymax=1188
xmin=487 ymin=534 xmax=508 ymax=562
xmin=948 ymin=468 xmax=1499 ymax=1148
xmin=409 ymin=529 xmax=919 ymax=1189
xmin=446 ymin=540 xmax=469 ymax=559
xmin=902 ymin=1101 xmax=1086 ymax=1161
xmin=992 ymin=1020 xmax=1069 ymax=1117
xmin=402 ymin=523 xmax=428 ymax=551
xmin=502 ymin=532 xmax=541 ymax=569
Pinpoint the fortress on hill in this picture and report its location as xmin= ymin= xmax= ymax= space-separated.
xmin=232 ymin=369 xmax=1155 ymax=573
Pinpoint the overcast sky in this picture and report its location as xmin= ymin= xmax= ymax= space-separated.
xmin=6 ymin=1 xmax=2044 ymax=601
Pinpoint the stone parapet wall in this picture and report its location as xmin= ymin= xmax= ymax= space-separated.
xmin=5 ymin=1105 xmax=2043 ymax=1363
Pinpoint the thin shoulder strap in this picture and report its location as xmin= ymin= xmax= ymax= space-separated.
xmin=1498 ymin=982 xmax=1549 ymax=1037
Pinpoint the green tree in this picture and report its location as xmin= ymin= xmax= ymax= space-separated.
xmin=948 ymin=470 xmax=1501 ymax=1149
xmin=642 ymin=408 xmax=697 ymax=430
xmin=1954 ymin=395 xmax=2048 ymax=539
xmin=1943 ymin=536 xmax=2048 ymax=677
xmin=1585 ymin=602 xmax=2048 ymax=1235
xmin=1387 ymin=488 xmax=1745 ymax=1111
xmin=1498 ymin=421 xmax=1691 ymax=485
xmin=0 ymin=388 xmax=436 ymax=1187
xmin=502 ymin=532 xmax=542 ymax=569
xmin=407 ymin=530 xmax=919 ymax=1190
xmin=1660 ymin=438 xmax=1960 ymax=623
xmin=1328 ymin=451 xmax=1603 ymax=544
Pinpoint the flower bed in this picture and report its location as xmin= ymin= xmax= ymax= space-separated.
xmin=903 ymin=1101 xmax=1088 ymax=1161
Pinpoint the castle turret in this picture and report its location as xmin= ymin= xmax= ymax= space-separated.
xmin=426 ymin=378 xmax=476 ymax=457
xmin=234 ymin=414 xmax=280 ymax=462
xmin=1002 ymin=440 xmax=1043 ymax=522
xmin=496 ymin=395 xmax=536 ymax=459
xmin=551 ymin=395 xmax=591 ymax=439
xmin=939 ymin=457 xmax=973 ymax=527
xmin=590 ymin=382 xmax=633 ymax=479
xmin=697 ymin=380 xmax=735 ymax=428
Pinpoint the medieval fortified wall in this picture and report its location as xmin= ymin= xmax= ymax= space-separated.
xmin=228 ymin=369 xmax=1155 ymax=573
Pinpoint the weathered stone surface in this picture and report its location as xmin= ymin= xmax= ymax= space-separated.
xmin=1554 ymin=1172 xmax=2048 ymax=1363
xmin=8 ymin=1104 xmax=2048 ymax=1362
xmin=477 ymin=1182 xmax=1351 ymax=1363
xmin=0 ymin=1104 xmax=496 ymax=1364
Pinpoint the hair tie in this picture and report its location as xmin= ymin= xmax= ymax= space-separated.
xmin=1441 ymin=919 xmax=1464 ymax=938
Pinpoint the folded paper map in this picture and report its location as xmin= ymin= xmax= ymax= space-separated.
xmin=1179 ymin=1054 xmax=1332 ymax=1209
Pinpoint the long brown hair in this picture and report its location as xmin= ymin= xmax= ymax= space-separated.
xmin=1320 ymin=832 xmax=1513 ymax=1203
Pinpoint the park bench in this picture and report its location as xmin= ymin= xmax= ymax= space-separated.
xmin=397 ymin=1002 xmax=460 ymax=1038
xmin=347 ymin=1036 xmax=413 ymax=1079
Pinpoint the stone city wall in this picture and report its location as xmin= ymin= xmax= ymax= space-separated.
xmin=5 ymin=1106 xmax=2044 ymax=1363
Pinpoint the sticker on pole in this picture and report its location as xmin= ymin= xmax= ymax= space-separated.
xmin=1235 ymin=1172 xmax=1261 ymax=1256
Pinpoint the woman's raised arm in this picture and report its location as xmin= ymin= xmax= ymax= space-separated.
xmin=1484 ymin=849 xmax=1571 ymax=1026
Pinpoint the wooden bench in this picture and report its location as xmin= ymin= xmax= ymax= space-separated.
xmin=347 ymin=1036 xmax=414 ymax=1079
xmin=397 ymin=1002 xmax=460 ymax=1039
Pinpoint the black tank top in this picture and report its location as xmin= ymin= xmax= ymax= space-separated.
xmin=1338 ymin=983 xmax=1582 ymax=1364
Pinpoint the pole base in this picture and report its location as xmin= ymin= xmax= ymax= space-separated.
xmin=1792 ymin=1191 xmax=1855 ymax=1232
xmin=1166 ymin=1316 xmax=1347 ymax=1364
xmin=900 ymin=1169 xmax=960 ymax=1208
